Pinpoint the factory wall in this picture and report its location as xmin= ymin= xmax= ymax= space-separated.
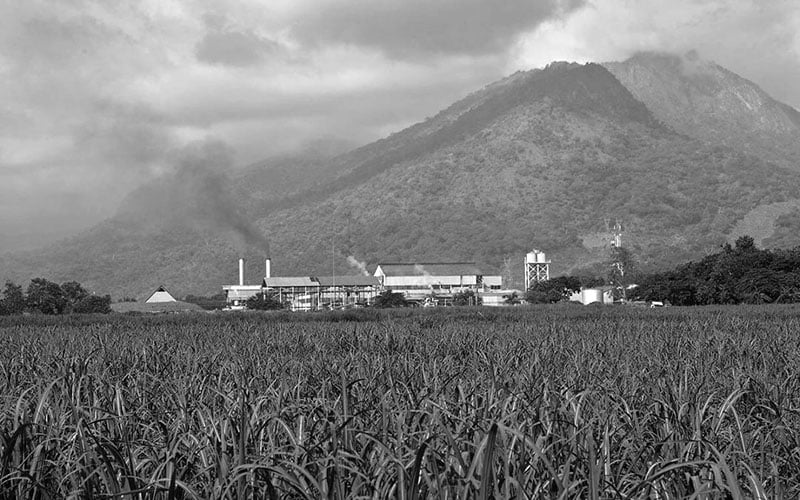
xmin=382 ymin=275 xmax=479 ymax=287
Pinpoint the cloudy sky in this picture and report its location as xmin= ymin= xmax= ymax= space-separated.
xmin=1 ymin=0 xmax=799 ymax=252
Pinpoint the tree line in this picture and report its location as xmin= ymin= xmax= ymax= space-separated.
xmin=525 ymin=236 xmax=800 ymax=306
xmin=0 ymin=278 xmax=111 ymax=315
xmin=631 ymin=236 xmax=800 ymax=305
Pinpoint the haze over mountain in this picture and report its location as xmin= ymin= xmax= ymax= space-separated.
xmin=3 ymin=52 xmax=800 ymax=297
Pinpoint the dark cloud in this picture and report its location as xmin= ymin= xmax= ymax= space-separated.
xmin=1 ymin=0 xmax=799 ymax=255
xmin=195 ymin=29 xmax=282 ymax=67
xmin=513 ymin=0 xmax=800 ymax=109
xmin=292 ymin=0 xmax=586 ymax=59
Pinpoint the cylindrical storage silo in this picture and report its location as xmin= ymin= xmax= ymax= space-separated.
xmin=581 ymin=288 xmax=603 ymax=305
xmin=536 ymin=252 xmax=547 ymax=263
xmin=526 ymin=252 xmax=537 ymax=264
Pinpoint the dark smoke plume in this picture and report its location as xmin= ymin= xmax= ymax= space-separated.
xmin=179 ymin=140 xmax=269 ymax=255
xmin=117 ymin=138 xmax=270 ymax=255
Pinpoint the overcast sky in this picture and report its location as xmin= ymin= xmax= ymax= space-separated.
xmin=2 ymin=0 xmax=799 ymax=252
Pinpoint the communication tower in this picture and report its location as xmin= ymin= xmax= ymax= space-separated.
xmin=524 ymin=250 xmax=550 ymax=290
xmin=609 ymin=220 xmax=627 ymax=301
xmin=610 ymin=220 xmax=623 ymax=248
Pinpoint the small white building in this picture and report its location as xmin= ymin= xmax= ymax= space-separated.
xmin=222 ymin=258 xmax=267 ymax=309
xmin=222 ymin=285 xmax=262 ymax=309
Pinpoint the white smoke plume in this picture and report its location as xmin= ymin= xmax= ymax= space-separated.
xmin=414 ymin=264 xmax=433 ymax=278
xmin=414 ymin=264 xmax=436 ymax=290
xmin=347 ymin=256 xmax=369 ymax=276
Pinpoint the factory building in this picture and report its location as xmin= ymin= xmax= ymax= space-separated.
xmin=373 ymin=262 xmax=502 ymax=304
xmin=223 ymin=258 xmax=381 ymax=311
xmin=262 ymin=275 xmax=381 ymax=311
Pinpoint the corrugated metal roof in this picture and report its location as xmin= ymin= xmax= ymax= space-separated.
xmin=263 ymin=277 xmax=318 ymax=287
xmin=376 ymin=262 xmax=483 ymax=277
xmin=262 ymin=276 xmax=382 ymax=287
xmin=317 ymin=276 xmax=381 ymax=287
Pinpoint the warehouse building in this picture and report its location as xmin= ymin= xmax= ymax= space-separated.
xmin=373 ymin=262 xmax=502 ymax=304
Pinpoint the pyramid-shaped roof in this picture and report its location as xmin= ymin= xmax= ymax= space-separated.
xmin=145 ymin=286 xmax=177 ymax=303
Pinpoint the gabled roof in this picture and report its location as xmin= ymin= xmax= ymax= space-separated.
xmin=317 ymin=276 xmax=381 ymax=287
xmin=145 ymin=286 xmax=177 ymax=303
xmin=375 ymin=262 xmax=484 ymax=277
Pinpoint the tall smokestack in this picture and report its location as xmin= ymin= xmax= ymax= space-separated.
xmin=265 ymin=258 xmax=271 ymax=279
xmin=239 ymin=258 xmax=245 ymax=286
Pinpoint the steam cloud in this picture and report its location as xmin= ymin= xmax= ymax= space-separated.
xmin=347 ymin=256 xmax=369 ymax=276
xmin=414 ymin=264 xmax=433 ymax=278
xmin=414 ymin=264 xmax=436 ymax=290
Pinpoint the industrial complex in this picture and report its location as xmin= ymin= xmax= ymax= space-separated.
xmin=222 ymin=247 xmax=619 ymax=310
xmin=216 ymin=245 xmax=630 ymax=310
xmin=223 ymin=256 xmax=517 ymax=310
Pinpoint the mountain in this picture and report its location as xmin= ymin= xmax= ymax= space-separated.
xmin=603 ymin=51 xmax=800 ymax=250
xmin=4 ymin=53 xmax=800 ymax=297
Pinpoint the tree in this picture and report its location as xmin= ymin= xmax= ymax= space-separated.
xmin=734 ymin=235 xmax=756 ymax=252
xmin=184 ymin=293 xmax=227 ymax=310
xmin=0 ymin=281 xmax=25 ymax=315
xmin=452 ymin=289 xmax=478 ymax=306
xmin=245 ymin=291 xmax=283 ymax=310
xmin=61 ymin=281 xmax=89 ymax=311
xmin=525 ymin=276 xmax=581 ymax=304
xmin=73 ymin=295 xmax=112 ymax=314
xmin=26 ymin=278 xmax=67 ymax=315
xmin=626 ymin=234 xmax=800 ymax=305
xmin=579 ymin=275 xmax=606 ymax=288
xmin=373 ymin=290 xmax=408 ymax=308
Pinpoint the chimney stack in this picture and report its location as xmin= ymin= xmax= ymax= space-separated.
xmin=265 ymin=258 xmax=271 ymax=279
xmin=238 ymin=258 xmax=245 ymax=286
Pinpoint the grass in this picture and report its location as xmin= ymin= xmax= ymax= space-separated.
xmin=2 ymin=305 xmax=800 ymax=498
